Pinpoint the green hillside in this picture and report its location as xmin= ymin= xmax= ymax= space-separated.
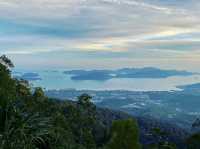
xmin=0 ymin=55 xmax=199 ymax=149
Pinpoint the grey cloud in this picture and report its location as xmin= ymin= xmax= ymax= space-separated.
xmin=1 ymin=0 xmax=200 ymax=69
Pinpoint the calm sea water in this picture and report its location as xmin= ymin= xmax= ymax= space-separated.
xmin=17 ymin=70 xmax=200 ymax=91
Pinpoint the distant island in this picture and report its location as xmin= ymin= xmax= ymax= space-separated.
xmin=178 ymin=83 xmax=200 ymax=93
xmin=64 ymin=67 xmax=197 ymax=81
xmin=14 ymin=72 xmax=41 ymax=81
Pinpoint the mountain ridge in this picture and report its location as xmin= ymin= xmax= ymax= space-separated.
xmin=64 ymin=67 xmax=197 ymax=81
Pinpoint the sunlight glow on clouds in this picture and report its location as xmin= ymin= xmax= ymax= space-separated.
xmin=0 ymin=0 xmax=200 ymax=70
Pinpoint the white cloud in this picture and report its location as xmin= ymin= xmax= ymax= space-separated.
xmin=99 ymin=0 xmax=186 ymax=14
xmin=1 ymin=0 xmax=200 ymax=69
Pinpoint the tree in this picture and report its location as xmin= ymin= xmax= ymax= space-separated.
xmin=107 ymin=119 xmax=141 ymax=149
xmin=16 ymin=79 xmax=31 ymax=98
xmin=0 ymin=55 xmax=14 ymax=68
xmin=77 ymin=93 xmax=96 ymax=125
xmin=147 ymin=128 xmax=177 ymax=149
xmin=0 ymin=55 xmax=50 ymax=149
xmin=186 ymin=133 xmax=200 ymax=149
xmin=78 ymin=94 xmax=93 ymax=108
xmin=0 ymin=58 xmax=16 ymax=107
xmin=33 ymin=87 xmax=45 ymax=98
xmin=77 ymin=94 xmax=97 ymax=148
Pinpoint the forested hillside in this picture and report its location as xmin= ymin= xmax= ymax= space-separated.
xmin=0 ymin=55 xmax=199 ymax=149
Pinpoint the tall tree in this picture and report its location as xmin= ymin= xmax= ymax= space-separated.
xmin=0 ymin=55 xmax=14 ymax=68
xmin=107 ymin=119 xmax=141 ymax=149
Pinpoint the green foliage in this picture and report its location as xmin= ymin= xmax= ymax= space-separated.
xmin=33 ymin=87 xmax=45 ymax=99
xmin=146 ymin=143 xmax=177 ymax=149
xmin=0 ymin=57 xmax=50 ymax=149
xmin=16 ymin=79 xmax=31 ymax=98
xmin=0 ymin=55 xmax=189 ymax=149
xmin=147 ymin=128 xmax=177 ymax=149
xmin=0 ymin=62 xmax=16 ymax=107
xmin=0 ymin=57 xmax=101 ymax=148
xmin=106 ymin=119 xmax=141 ymax=149
xmin=186 ymin=133 xmax=200 ymax=149
xmin=77 ymin=94 xmax=96 ymax=128
xmin=0 ymin=55 xmax=14 ymax=68
xmin=151 ymin=128 xmax=168 ymax=137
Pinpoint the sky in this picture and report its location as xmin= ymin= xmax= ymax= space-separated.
xmin=1 ymin=0 xmax=200 ymax=71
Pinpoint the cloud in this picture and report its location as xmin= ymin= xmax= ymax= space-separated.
xmin=100 ymin=0 xmax=186 ymax=14
xmin=0 ymin=0 xmax=200 ymax=69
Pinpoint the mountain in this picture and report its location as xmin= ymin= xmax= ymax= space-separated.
xmin=192 ymin=119 xmax=200 ymax=133
xmin=45 ymin=89 xmax=200 ymax=130
xmin=64 ymin=67 xmax=196 ymax=81
xmin=96 ymin=107 xmax=188 ymax=148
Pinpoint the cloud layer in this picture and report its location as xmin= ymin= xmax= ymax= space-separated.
xmin=1 ymin=0 xmax=200 ymax=70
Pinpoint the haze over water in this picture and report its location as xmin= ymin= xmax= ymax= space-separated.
xmin=22 ymin=70 xmax=200 ymax=91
